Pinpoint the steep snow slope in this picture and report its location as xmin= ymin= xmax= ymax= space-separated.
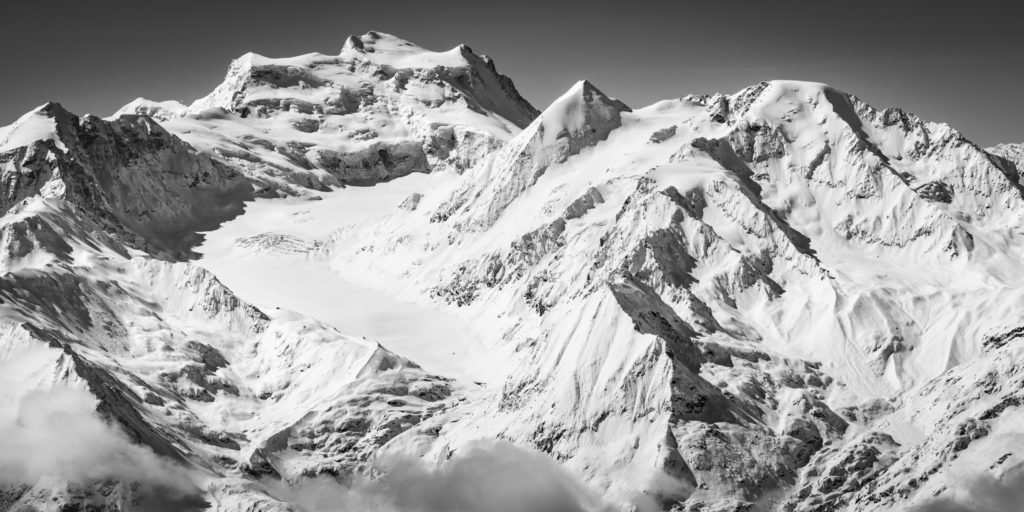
xmin=0 ymin=219 xmax=453 ymax=509
xmin=0 ymin=100 xmax=459 ymax=510
xmin=0 ymin=108 xmax=63 ymax=153
xmin=4 ymin=31 xmax=1024 ymax=512
xmin=326 ymin=79 xmax=1024 ymax=510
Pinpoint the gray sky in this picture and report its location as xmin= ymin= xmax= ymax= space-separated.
xmin=1 ymin=0 xmax=1021 ymax=146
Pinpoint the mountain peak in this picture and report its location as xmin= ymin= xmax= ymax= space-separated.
xmin=35 ymin=101 xmax=73 ymax=117
xmin=0 ymin=102 xmax=76 ymax=153
xmin=537 ymin=79 xmax=630 ymax=145
xmin=338 ymin=31 xmax=468 ymax=69
xmin=556 ymin=79 xmax=630 ymax=112
xmin=568 ymin=78 xmax=597 ymax=93
xmin=112 ymin=98 xmax=186 ymax=122
xmin=341 ymin=34 xmax=364 ymax=52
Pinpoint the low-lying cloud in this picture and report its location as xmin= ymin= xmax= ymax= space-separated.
xmin=908 ymin=466 xmax=1024 ymax=512
xmin=264 ymin=440 xmax=614 ymax=512
xmin=0 ymin=386 xmax=197 ymax=495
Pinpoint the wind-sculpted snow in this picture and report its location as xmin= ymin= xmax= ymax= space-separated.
xmin=4 ymin=33 xmax=1024 ymax=512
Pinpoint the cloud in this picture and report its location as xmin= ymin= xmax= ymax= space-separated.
xmin=0 ymin=386 xmax=198 ymax=496
xmin=264 ymin=440 xmax=614 ymax=512
xmin=908 ymin=466 xmax=1024 ymax=512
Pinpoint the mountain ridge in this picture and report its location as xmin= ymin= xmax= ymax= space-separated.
xmin=0 ymin=33 xmax=1023 ymax=512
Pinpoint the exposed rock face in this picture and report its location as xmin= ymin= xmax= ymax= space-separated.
xmin=0 ymin=102 xmax=252 ymax=258
xmin=3 ymin=34 xmax=1024 ymax=512
xmin=989 ymin=142 xmax=1024 ymax=178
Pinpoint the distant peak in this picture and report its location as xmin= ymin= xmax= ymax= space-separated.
xmin=568 ymin=80 xmax=615 ymax=100
xmin=112 ymin=98 xmax=186 ymax=122
xmin=550 ymin=79 xmax=630 ymax=115
xmin=534 ymin=79 xmax=630 ymax=147
xmin=28 ymin=102 xmax=79 ymax=131
xmin=346 ymin=31 xmax=424 ymax=53
xmin=337 ymin=31 xmax=470 ymax=69
xmin=730 ymin=80 xmax=831 ymax=105
xmin=340 ymin=32 xmax=489 ymax=68
xmin=35 ymin=101 xmax=73 ymax=118
xmin=0 ymin=102 xmax=77 ymax=153
xmin=342 ymin=35 xmax=364 ymax=52
xmin=566 ymin=79 xmax=592 ymax=94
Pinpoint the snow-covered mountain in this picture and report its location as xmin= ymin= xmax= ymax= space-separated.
xmin=113 ymin=31 xmax=536 ymax=198
xmin=2 ymin=32 xmax=1023 ymax=512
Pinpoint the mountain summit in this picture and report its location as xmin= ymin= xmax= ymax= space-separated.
xmin=113 ymin=31 xmax=539 ymax=197
xmin=1 ymin=35 xmax=1023 ymax=512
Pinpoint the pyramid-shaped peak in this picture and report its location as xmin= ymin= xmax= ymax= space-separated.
xmin=535 ymin=80 xmax=630 ymax=144
xmin=548 ymin=80 xmax=631 ymax=117
xmin=30 ymin=101 xmax=77 ymax=121
xmin=342 ymin=35 xmax=365 ymax=52
xmin=570 ymin=79 xmax=604 ymax=95
xmin=499 ymin=80 xmax=626 ymax=153
xmin=0 ymin=102 xmax=79 ymax=153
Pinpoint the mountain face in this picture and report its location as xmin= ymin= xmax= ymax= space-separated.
xmin=113 ymin=31 xmax=536 ymax=198
xmin=2 ymin=32 xmax=1023 ymax=512
xmin=0 ymin=102 xmax=252 ymax=260
xmin=989 ymin=143 xmax=1024 ymax=173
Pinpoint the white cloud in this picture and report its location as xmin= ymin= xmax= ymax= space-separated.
xmin=908 ymin=466 xmax=1024 ymax=512
xmin=264 ymin=440 xmax=613 ymax=512
xmin=0 ymin=386 xmax=198 ymax=495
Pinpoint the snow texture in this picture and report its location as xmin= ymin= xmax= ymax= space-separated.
xmin=1 ymin=33 xmax=1023 ymax=512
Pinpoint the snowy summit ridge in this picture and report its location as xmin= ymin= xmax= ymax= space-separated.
xmin=1 ymin=32 xmax=1024 ymax=512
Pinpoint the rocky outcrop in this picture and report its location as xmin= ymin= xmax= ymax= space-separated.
xmin=0 ymin=103 xmax=252 ymax=259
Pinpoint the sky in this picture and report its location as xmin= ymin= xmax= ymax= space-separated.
xmin=1 ymin=0 xmax=1021 ymax=146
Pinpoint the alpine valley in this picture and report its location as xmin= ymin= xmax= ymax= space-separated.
xmin=2 ymin=32 xmax=1023 ymax=512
